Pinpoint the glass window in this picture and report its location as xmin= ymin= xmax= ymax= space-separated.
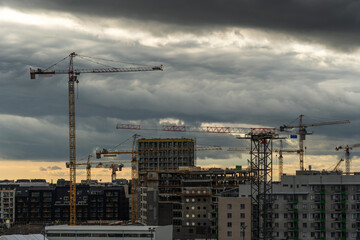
xmin=227 ymin=204 xmax=232 ymax=210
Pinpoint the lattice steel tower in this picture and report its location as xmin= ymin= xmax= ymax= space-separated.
xmin=240 ymin=128 xmax=279 ymax=240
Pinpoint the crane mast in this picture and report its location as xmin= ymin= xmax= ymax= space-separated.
xmin=30 ymin=52 xmax=163 ymax=225
xmin=68 ymin=52 xmax=77 ymax=225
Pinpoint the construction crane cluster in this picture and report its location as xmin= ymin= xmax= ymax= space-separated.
xmin=31 ymin=52 xmax=353 ymax=237
xmin=280 ymin=114 xmax=350 ymax=171
xmin=30 ymin=52 xmax=163 ymax=225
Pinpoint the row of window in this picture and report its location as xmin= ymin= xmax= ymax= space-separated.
xmin=227 ymin=231 xmax=245 ymax=237
xmin=274 ymin=231 xmax=360 ymax=238
xmin=226 ymin=203 xmax=246 ymax=209
xmin=227 ymin=221 xmax=246 ymax=228
xmin=227 ymin=213 xmax=245 ymax=218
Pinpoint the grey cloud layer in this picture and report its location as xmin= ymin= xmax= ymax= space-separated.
xmin=2 ymin=0 xmax=360 ymax=50
xmin=0 ymin=1 xmax=358 ymax=165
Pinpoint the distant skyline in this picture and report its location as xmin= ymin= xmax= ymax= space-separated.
xmin=0 ymin=0 xmax=359 ymax=182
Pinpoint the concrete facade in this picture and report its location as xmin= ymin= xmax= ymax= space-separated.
xmin=218 ymin=195 xmax=251 ymax=240
xmin=238 ymin=170 xmax=360 ymax=240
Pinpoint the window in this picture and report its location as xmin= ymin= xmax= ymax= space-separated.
xmin=227 ymin=213 xmax=232 ymax=218
xmin=227 ymin=222 xmax=232 ymax=227
xmin=274 ymin=213 xmax=279 ymax=219
xmin=274 ymin=204 xmax=279 ymax=209
xmin=240 ymin=213 xmax=245 ymax=218
xmin=303 ymin=213 xmax=307 ymax=219
xmin=303 ymin=223 xmax=307 ymax=228
xmin=240 ymin=204 xmax=245 ymax=209
xmin=227 ymin=231 xmax=232 ymax=237
xmin=227 ymin=204 xmax=232 ymax=210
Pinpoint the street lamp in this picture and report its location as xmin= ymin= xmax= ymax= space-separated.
xmin=148 ymin=227 xmax=155 ymax=240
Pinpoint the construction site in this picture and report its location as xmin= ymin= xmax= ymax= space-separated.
xmin=0 ymin=53 xmax=357 ymax=240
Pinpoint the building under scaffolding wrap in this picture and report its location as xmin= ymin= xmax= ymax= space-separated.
xmin=137 ymin=138 xmax=195 ymax=171
xmin=139 ymin=167 xmax=252 ymax=240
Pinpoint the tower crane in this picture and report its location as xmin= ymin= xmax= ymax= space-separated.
xmin=335 ymin=144 xmax=360 ymax=175
xmin=30 ymin=52 xmax=163 ymax=225
xmin=66 ymin=159 xmax=128 ymax=183
xmin=280 ymin=114 xmax=350 ymax=171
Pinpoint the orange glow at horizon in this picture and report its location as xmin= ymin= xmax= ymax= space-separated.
xmin=0 ymin=160 xmax=131 ymax=183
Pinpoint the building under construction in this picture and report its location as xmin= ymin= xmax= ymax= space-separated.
xmin=137 ymin=138 xmax=195 ymax=171
xmin=139 ymin=167 xmax=251 ymax=240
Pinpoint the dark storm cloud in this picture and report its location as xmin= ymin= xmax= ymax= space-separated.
xmin=2 ymin=0 xmax=360 ymax=50
xmin=0 ymin=0 xmax=358 ymax=168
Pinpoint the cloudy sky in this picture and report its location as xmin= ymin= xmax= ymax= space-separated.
xmin=0 ymin=0 xmax=359 ymax=182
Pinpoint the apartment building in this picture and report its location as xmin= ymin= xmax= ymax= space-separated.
xmin=218 ymin=188 xmax=251 ymax=240
xmin=238 ymin=170 xmax=360 ymax=240
xmin=0 ymin=179 xmax=129 ymax=224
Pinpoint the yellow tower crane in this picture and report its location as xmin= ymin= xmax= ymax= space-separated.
xmin=30 ymin=52 xmax=163 ymax=225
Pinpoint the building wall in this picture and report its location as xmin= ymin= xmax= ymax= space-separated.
xmin=238 ymin=172 xmax=360 ymax=240
xmin=0 ymin=190 xmax=15 ymax=224
xmin=218 ymin=197 xmax=251 ymax=240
